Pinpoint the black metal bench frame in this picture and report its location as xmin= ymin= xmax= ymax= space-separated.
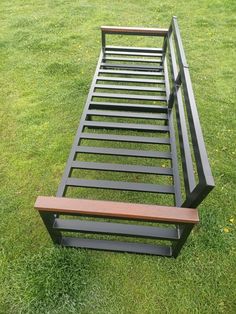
xmin=35 ymin=17 xmax=214 ymax=258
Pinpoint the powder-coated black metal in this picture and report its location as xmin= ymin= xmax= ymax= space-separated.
xmin=39 ymin=17 xmax=214 ymax=257
xmin=54 ymin=219 xmax=179 ymax=241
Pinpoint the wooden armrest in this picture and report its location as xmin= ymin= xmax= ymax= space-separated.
xmin=101 ymin=26 xmax=168 ymax=36
xmin=35 ymin=196 xmax=199 ymax=224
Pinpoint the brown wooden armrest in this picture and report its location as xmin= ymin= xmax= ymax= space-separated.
xmin=101 ymin=26 xmax=168 ymax=36
xmin=35 ymin=196 xmax=199 ymax=224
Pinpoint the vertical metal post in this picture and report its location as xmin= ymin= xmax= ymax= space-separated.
xmin=164 ymin=55 xmax=182 ymax=207
xmin=172 ymin=224 xmax=194 ymax=257
xmin=101 ymin=30 xmax=106 ymax=61
xmin=39 ymin=212 xmax=62 ymax=244
xmin=161 ymin=34 xmax=168 ymax=67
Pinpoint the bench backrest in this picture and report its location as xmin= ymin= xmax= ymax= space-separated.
xmin=164 ymin=17 xmax=214 ymax=208
xmin=101 ymin=17 xmax=215 ymax=209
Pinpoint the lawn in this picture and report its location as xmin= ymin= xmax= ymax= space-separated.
xmin=0 ymin=0 xmax=236 ymax=313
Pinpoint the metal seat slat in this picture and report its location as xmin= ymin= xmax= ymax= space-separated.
xmin=61 ymin=237 xmax=172 ymax=256
xmin=87 ymin=109 xmax=167 ymax=120
xmin=99 ymin=69 xmax=164 ymax=76
xmin=94 ymin=84 xmax=166 ymax=92
xmin=96 ymin=76 xmax=165 ymax=84
xmin=89 ymin=101 xmax=168 ymax=112
xmin=76 ymin=146 xmax=171 ymax=159
xmin=101 ymin=62 xmax=163 ymax=71
xmin=105 ymin=51 xmax=163 ymax=57
xmin=92 ymin=92 xmax=167 ymax=101
xmin=105 ymin=57 xmax=162 ymax=63
xmin=80 ymin=133 xmax=170 ymax=144
xmin=105 ymin=45 xmax=163 ymax=53
xmin=83 ymin=121 xmax=169 ymax=132
xmin=71 ymin=161 xmax=173 ymax=176
xmin=66 ymin=178 xmax=175 ymax=194
xmin=54 ymin=219 xmax=178 ymax=240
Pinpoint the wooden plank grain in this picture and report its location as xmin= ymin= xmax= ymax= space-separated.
xmin=35 ymin=196 xmax=199 ymax=224
xmin=101 ymin=26 xmax=168 ymax=36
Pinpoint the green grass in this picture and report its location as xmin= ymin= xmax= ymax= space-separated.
xmin=0 ymin=0 xmax=236 ymax=313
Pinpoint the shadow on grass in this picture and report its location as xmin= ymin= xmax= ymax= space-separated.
xmin=1 ymin=247 xmax=95 ymax=313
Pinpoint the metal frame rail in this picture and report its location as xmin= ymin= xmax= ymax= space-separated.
xmin=35 ymin=17 xmax=214 ymax=258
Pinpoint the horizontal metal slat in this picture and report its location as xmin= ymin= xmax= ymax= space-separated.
xmin=96 ymin=76 xmax=165 ymax=84
xmin=83 ymin=121 xmax=169 ymax=132
xmin=80 ymin=133 xmax=170 ymax=144
xmin=66 ymin=178 xmax=175 ymax=194
xmin=101 ymin=63 xmax=163 ymax=71
xmin=89 ymin=101 xmax=168 ymax=113
xmin=94 ymin=84 xmax=165 ymax=92
xmin=86 ymin=109 xmax=167 ymax=120
xmin=99 ymin=69 xmax=164 ymax=76
xmin=105 ymin=51 xmax=163 ymax=57
xmin=92 ymin=92 xmax=167 ymax=101
xmin=61 ymin=237 xmax=172 ymax=256
xmin=105 ymin=57 xmax=162 ymax=63
xmin=101 ymin=26 xmax=168 ymax=36
xmin=76 ymin=146 xmax=172 ymax=159
xmin=54 ymin=219 xmax=178 ymax=240
xmin=105 ymin=45 xmax=163 ymax=53
xmin=71 ymin=161 xmax=173 ymax=176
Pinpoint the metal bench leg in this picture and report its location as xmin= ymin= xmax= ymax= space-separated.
xmin=172 ymin=224 xmax=194 ymax=258
xmin=39 ymin=212 xmax=62 ymax=244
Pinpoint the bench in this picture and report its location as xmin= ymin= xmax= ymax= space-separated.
xmin=35 ymin=17 xmax=214 ymax=258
